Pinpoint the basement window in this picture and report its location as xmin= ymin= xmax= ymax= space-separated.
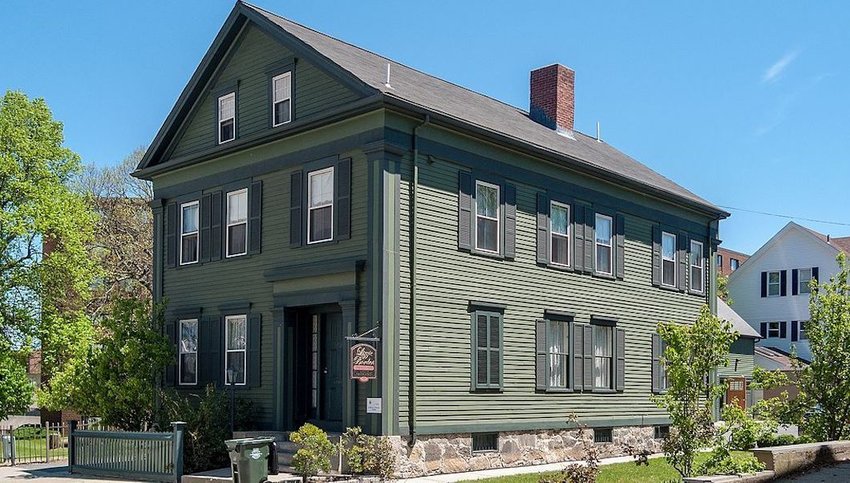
xmin=593 ymin=428 xmax=613 ymax=444
xmin=654 ymin=425 xmax=670 ymax=440
xmin=472 ymin=433 xmax=498 ymax=453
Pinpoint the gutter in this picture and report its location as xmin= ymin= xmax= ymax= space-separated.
xmin=408 ymin=114 xmax=430 ymax=445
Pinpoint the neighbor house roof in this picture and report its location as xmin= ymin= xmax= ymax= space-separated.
xmin=136 ymin=2 xmax=727 ymax=219
xmin=755 ymin=346 xmax=809 ymax=369
xmin=717 ymin=298 xmax=761 ymax=339
xmin=802 ymin=226 xmax=850 ymax=255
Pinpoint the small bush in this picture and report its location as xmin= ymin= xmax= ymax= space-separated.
xmin=157 ymin=384 xmax=256 ymax=474
xmin=722 ymin=404 xmax=776 ymax=451
xmin=13 ymin=425 xmax=46 ymax=440
xmin=290 ymin=423 xmax=335 ymax=480
xmin=757 ymin=433 xmax=805 ymax=448
xmin=697 ymin=446 xmax=764 ymax=476
xmin=342 ymin=426 xmax=397 ymax=479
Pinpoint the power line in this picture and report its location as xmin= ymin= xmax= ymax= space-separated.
xmin=719 ymin=205 xmax=850 ymax=227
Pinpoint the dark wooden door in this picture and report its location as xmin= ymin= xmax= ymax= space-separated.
xmin=726 ymin=376 xmax=747 ymax=409
xmin=319 ymin=311 xmax=344 ymax=431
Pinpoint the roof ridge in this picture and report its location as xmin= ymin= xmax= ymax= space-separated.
xmin=242 ymin=2 xmax=539 ymax=117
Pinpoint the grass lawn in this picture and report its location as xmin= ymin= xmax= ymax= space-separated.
xmin=471 ymin=451 xmax=753 ymax=483
xmin=9 ymin=438 xmax=68 ymax=462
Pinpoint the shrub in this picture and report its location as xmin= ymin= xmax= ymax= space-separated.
xmin=757 ymin=433 xmax=805 ymax=448
xmin=721 ymin=404 xmax=777 ymax=451
xmin=696 ymin=446 xmax=764 ymax=476
xmin=13 ymin=425 xmax=46 ymax=440
xmin=157 ymin=384 xmax=255 ymax=474
xmin=342 ymin=426 xmax=397 ymax=479
xmin=290 ymin=423 xmax=335 ymax=480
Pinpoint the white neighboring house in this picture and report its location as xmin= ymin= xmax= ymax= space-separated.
xmin=727 ymin=222 xmax=850 ymax=362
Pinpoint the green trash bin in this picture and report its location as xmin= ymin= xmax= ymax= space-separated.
xmin=225 ymin=437 xmax=275 ymax=483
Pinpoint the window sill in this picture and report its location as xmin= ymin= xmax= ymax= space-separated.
xmin=657 ymin=284 xmax=680 ymax=292
xmin=540 ymin=387 xmax=573 ymax=394
xmin=591 ymin=388 xmax=618 ymax=394
xmin=688 ymin=289 xmax=706 ymax=296
xmin=470 ymin=248 xmax=506 ymax=261
xmin=470 ymin=388 xmax=503 ymax=393
xmin=593 ymin=271 xmax=616 ymax=280
xmin=543 ymin=262 xmax=575 ymax=272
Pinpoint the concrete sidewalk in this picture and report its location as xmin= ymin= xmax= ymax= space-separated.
xmin=0 ymin=462 xmax=131 ymax=482
xmin=400 ymin=453 xmax=664 ymax=482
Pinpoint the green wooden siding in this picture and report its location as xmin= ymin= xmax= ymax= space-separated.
xmin=169 ymin=24 xmax=361 ymax=160
xmin=159 ymin=146 xmax=370 ymax=428
xmin=719 ymin=338 xmax=755 ymax=379
xmin=397 ymin=124 xmax=714 ymax=432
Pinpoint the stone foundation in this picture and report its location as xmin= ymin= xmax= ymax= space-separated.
xmin=390 ymin=425 xmax=662 ymax=478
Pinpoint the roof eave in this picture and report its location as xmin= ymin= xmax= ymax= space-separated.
xmin=382 ymin=95 xmax=728 ymax=220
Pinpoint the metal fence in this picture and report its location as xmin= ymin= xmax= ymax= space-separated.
xmin=0 ymin=421 xmax=70 ymax=466
xmin=69 ymin=421 xmax=185 ymax=483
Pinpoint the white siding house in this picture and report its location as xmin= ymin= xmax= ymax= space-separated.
xmin=727 ymin=222 xmax=849 ymax=362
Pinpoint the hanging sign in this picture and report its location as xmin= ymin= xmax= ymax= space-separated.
xmin=350 ymin=343 xmax=378 ymax=382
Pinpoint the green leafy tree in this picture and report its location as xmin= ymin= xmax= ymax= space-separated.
xmin=652 ymin=305 xmax=738 ymax=478
xmin=0 ymin=349 xmax=32 ymax=417
xmin=756 ymin=253 xmax=850 ymax=441
xmin=717 ymin=274 xmax=731 ymax=304
xmin=40 ymin=298 xmax=171 ymax=430
xmin=0 ymin=90 xmax=97 ymax=419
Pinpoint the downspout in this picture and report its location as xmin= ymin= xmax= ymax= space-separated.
xmin=408 ymin=114 xmax=430 ymax=445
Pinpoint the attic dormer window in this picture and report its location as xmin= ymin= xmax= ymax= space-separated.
xmin=272 ymin=72 xmax=292 ymax=126
xmin=218 ymin=92 xmax=236 ymax=144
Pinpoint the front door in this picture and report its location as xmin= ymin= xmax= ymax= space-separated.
xmin=319 ymin=311 xmax=344 ymax=431
xmin=726 ymin=376 xmax=747 ymax=409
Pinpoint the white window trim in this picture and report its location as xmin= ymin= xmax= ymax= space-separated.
xmin=307 ymin=167 xmax=335 ymax=244
xmin=271 ymin=72 xmax=292 ymax=127
xmin=595 ymin=214 xmax=614 ymax=275
xmin=767 ymin=270 xmax=781 ymax=297
xmin=224 ymin=314 xmax=247 ymax=386
xmin=767 ymin=321 xmax=781 ymax=338
xmin=179 ymin=200 xmax=199 ymax=266
xmin=178 ymin=319 xmax=198 ymax=386
xmin=474 ymin=180 xmax=500 ymax=254
xmin=225 ymin=188 xmax=248 ymax=258
xmin=690 ymin=240 xmax=704 ymax=292
xmin=593 ymin=324 xmax=614 ymax=390
xmin=549 ymin=201 xmax=571 ymax=267
xmin=218 ymin=92 xmax=236 ymax=144
xmin=661 ymin=231 xmax=677 ymax=287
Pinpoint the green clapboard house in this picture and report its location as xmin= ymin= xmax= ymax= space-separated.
xmin=133 ymin=2 xmax=729 ymax=475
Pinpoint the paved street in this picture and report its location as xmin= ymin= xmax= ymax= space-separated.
xmin=0 ymin=463 xmax=130 ymax=482
xmin=775 ymin=462 xmax=850 ymax=482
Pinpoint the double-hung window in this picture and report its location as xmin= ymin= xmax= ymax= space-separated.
xmin=767 ymin=321 xmax=781 ymax=338
xmin=547 ymin=320 xmax=570 ymax=389
xmin=550 ymin=202 xmax=570 ymax=267
xmin=730 ymin=258 xmax=739 ymax=271
xmin=307 ymin=167 xmax=334 ymax=244
xmin=475 ymin=181 xmax=500 ymax=253
xmin=178 ymin=319 xmax=198 ymax=385
xmin=717 ymin=254 xmax=723 ymax=267
xmin=472 ymin=310 xmax=502 ymax=390
xmin=225 ymin=315 xmax=247 ymax=385
xmin=595 ymin=214 xmax=613 ymax=275
xmin=767 ymin=271 xmax=781 ymax=297
xmin=593 ymin=324 xmax=614 ymax=390
xmin=226 ymin=189 xmax=248 ymax=257
xmin=180 ymin=201 xmax=199 ymax=265
xmin=798 ymin=268 xmax=812 ymax=294
xmin=799 ymin=320 xmax=809 ymax=340
xmin=272 ymin=72 xmax=292 ymax=126
xmin=218 ymin=92 xmax=236 ymax=144
xmin=661 ymin=232 xmax=676 ymax=287
xmin=690 ymin=240 xmax=704 ymax=292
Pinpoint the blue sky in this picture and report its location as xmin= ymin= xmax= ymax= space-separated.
xmin=3 ymin=1 xmax=849 ymax=254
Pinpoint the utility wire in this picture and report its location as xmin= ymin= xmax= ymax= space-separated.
xmin=719 ymin=205 xmax=850 ymax=227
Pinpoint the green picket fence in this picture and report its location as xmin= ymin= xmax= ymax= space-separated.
xmin=68 ymin=421 xmax=185 ymax=483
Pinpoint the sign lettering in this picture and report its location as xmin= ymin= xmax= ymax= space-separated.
xmin=350 ymin=343 xmax=377 ymax=381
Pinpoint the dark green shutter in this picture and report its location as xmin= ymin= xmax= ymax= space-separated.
xmin=290 ymin=171 xmax=303 ymax=247
xmin=780 ymin=321 xmax=787 ymax=339
xmin=791 ymin=320 xmax=798 ymax=342
xmin=584 ymin=208 xmax=595 ymax=274
xmin=248 ymin=313 xmax=262 ymax=387
xmin=792 ymin=269 xmax=799 ymax=296
xmin=335 ymin=158 xmax=351 ymax=241
xmin=492 ymin=314 xmax=502 ymax=388
xmin=536 ymin=193 xmax=549 ymax=265
xmin=760 ymin=272 xmax=767 ymax=297
xmin=200 ymin=316 xmax=223 ymax=387
xmin=458 ymin=171 xmax=473 ymax=251
xmin=583 ymin=324 xmax=593 ymax=389
xmin=199 ymin=194 xmax=211 ymax=262
xmin=164 ymin=319 xmax=177 ymax=386
xmin=651 ymin=225 xmax=661 ymax=286
xmin=248 ymin=180 xmax=263 ymax=254
xmin=572 ymin=324 xmax=584 ymax=391
xmin=165 ymin=203 xmax=177 ymax=268
xmin=615 ymin=214 xmax=625 ymax=279
xmin=615 ymin=328 xmax=625 ymax=392
xmin=210 ymin=191 xmax=222 ymax=261
xmin=504 ymin=183 xmax=516 ymax=259
xmin=677 ymin=233 xmax=688 ymax=291
xmin=535 ymin=319 xmax=547 ymax=390
xmin=573 ymin=205 xmax=585 ymax=272
xmin=780 ymin=270 xmax=788 ymax=296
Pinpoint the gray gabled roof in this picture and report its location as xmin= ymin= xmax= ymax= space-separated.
xmin=242 ymin=3 xmax=725 ymax=217
xmin=717 ymin=298 xmax=761 ymax=339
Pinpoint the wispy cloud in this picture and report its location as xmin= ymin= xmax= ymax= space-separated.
xmin=762 ymin=49 xmax=801 ymax=83
xmin=755 ymin=73 xmax=828 ymax=136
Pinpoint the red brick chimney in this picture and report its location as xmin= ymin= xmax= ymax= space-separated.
xmin=530 ymin=64 xmax=575 ymax=134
